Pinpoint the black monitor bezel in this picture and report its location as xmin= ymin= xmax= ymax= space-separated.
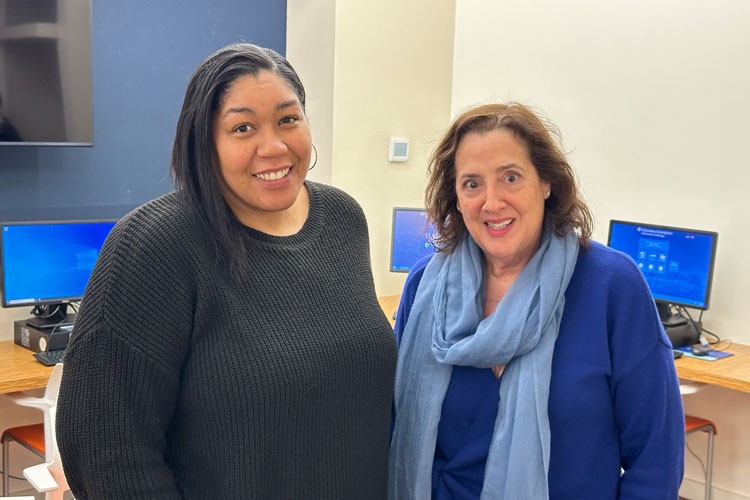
xmin=606 ymin=219 xmax=719 ymax=311
xmin=0 ymin=219 xmax=116 ymax=309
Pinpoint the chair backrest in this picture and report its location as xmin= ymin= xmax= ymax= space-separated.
xmin=14 ymin=363 xmax=69 ymax=500
xmin=44 ymin=363 xmax=64 ymax=404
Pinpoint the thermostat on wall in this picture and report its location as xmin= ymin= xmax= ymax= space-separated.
xmin=388 ymin=138 xmax=410 ymax=162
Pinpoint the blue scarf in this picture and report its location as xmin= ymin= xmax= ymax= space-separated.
xmin=388 ymin=227 xmax=579 ymax=499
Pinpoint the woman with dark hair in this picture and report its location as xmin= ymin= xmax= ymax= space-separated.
xmin=57 ymin=43 xmax=396 ymax=499
xmin=388 ymin=103 xmax=684 ymax=499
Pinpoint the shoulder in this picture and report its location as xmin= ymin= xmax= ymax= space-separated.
xmin=572 ymin=241 xmax=647 ymax=293
xmin=111 ymin=192 xmax=195 ymax=243
xmin=102 ymin=192 xmax=205 ymax=267
xmin=117 ymin=191 xmax=192 ymax=229
xmin=404 ymin=254 xmax=432 ymax=296
xmin=308 ymin=181 xmax=364 ymax=215
xmin=394 ymin=254 xmax=433 ymax=340
xmin=307 ymin=181 xmax=367 ymax=231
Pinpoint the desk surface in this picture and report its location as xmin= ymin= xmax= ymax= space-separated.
xmin=377 ymin=294 xmax=400 ymax=327
xmin=3 ymin=298 xmax=749 ymax=395
xmin=0 ymin=340 xmax=54 ymax=394
xmin=675 ymin=343 xmax=750 ymax=393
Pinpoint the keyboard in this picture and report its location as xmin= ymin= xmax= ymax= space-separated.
xmin=33 ymin=349 xmax=66 ymax=366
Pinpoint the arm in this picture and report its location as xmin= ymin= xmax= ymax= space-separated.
xmin=57 ymin=214 xmax=194 ymax=499
xmin=609 ymin=261 xmax=685 ymax=499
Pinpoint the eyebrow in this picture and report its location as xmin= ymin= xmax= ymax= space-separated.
xmin=458 ymin=163 xmax=522 ymax=178
xmin=221 ymin=99 xmax=299 ymax=118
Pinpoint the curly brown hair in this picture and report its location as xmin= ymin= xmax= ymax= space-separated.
xmin=425 ymin=102 xmax=593 ymax=252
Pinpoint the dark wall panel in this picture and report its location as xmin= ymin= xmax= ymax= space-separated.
xmin=0 ymin=0 xmax=287 ymax=221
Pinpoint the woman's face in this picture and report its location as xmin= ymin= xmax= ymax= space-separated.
xmin=212 ymin=71 xmax=312 ymax=228
xmin=454 ymin=128 xmax=550 ymax=273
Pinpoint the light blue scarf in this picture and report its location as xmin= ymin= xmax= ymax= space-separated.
xmin=388 ymin=227 xmax=579 ymax=499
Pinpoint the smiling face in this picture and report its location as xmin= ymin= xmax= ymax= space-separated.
xmin=454 ymin=128 xmax=550 ymax=274
xmin=212 ymin=71 xmax=312 ymax=232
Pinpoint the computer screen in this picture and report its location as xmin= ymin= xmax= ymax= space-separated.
xmin=0 ymin=220 xmax=116 ymax=327
xmin=607 ymin=220 xmax=718 ymax=316
xmin=389 ymin=208 xmax=437 ymax=273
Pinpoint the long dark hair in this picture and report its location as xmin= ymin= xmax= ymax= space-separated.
xmin=426 ymin=102 xmax=593 ymax=252
xmin=170 ymin=43 xmax=307 ymax=279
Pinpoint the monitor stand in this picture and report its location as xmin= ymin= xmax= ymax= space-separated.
xmin=26 ymin=304 xmax=76 ymax=330
xmin=656 ymin=301 xmax=687 ymax=327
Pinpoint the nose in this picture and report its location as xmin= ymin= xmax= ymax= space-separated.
xmin=482 ymin=184 xmax=507 ymax=213
xmin=256 ymin=128 xmax=288 ymax=157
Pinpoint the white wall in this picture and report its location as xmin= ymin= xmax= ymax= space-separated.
xmin=452 ymin=0 xmax=750 ymax=497
xmin=329 ymin=0 xmax=456 ymax=296
xmin=286 ymin=0 xmax=336 ymax=185
xmin=287 ymin=0 xmax=455 ymax=297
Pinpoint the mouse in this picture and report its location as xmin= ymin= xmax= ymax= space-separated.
xmin=690 ymin=344 xmax=711 ymax=356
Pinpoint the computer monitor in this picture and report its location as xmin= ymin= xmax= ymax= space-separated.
xmin=607 ymin=220 xmax=718 ymax=324
xmin=0 ymin=220 xmax=117 ymax=329
xmin=389 ymin=208 xmax=437 ymax=273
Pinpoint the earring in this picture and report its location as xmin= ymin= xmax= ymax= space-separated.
xmin=308 ymin=144 xmax=318 ymax=171
xmin=456 ymin=204 xmax=462 ymax=213
xmin=544 ymin=190 xmax=551 ymax=199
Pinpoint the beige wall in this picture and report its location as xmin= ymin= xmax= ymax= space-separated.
xmin=286 ymin=0 xmax=335 ymax=185
xmin=328 ymin=0 xmax=456 ymax=296
xmin=452 ymin=0 xmax=750 ymax=498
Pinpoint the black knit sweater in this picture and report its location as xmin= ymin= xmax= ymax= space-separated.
xmin=57 ymin=182 xmax=397 ymax=499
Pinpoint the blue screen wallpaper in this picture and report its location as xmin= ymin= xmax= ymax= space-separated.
xmin=390 ymin=209 xmax=436 ymax=273
xmin=608 ymin=221 xmax=717 ymax=308
xmin=1 ymin=221 xmax=116 ymax=305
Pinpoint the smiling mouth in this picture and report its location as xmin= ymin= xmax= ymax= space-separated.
xmin=485 ymin=220 xmax=512 ymax=230
xmin=254 ymin=167 xmax=291 ymax=181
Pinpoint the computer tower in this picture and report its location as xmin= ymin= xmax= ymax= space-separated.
xmin=664 ymin=320 xmax=702 ymax=348
xmin=13 ymin=320 xmax=71 ymax=353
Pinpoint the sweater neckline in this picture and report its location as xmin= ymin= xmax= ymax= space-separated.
xmin=239 ymin=181 xmax=325 ymax=247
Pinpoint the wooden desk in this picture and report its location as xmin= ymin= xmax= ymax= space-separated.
xmin=378 ymin=294 xmax=400 ymax=327
xmin=675 ymin=343 xmax=750 ymax=393
xmin=0 ymin=340 xmax=54 ymax=395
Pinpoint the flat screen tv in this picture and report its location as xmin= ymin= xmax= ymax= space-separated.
xmin=0 ymin=0 xmax=93 ymax=146
xmin=390 ymin=208 xmax=437 ymax=273
xmin=0 ymin=220 xmax=116 ymax=328
xmin=607 ymin=220 xmax=718 ymax=324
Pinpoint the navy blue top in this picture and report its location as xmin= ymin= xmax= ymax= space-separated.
xmin=395 ymin=242 xmax=685 ymax=499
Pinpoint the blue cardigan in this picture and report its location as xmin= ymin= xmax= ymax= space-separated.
xmin=394 ymin=242 xmax=684 ymax=499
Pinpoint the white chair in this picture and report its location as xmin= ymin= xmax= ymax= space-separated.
xmin=7 ymin=364 xmax=70 ymax=500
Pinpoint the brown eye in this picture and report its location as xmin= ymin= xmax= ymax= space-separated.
xmin=233 ymin=124 xmax=253 ymax=133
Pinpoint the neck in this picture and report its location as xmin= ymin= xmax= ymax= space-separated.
xmin=241 ymin=186 xmax=310 ymax=236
